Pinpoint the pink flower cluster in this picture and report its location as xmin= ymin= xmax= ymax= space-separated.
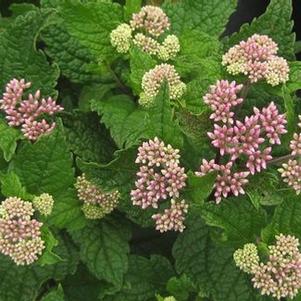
xmin=75 ymin=174 xmax=120 ymax=219
xmin=0 ymin=197 xmax=45 ymax=265
xmin=131 ymin=137 xmax=188 ymax=232
xmin=222 ymin=34 xmax=289 ymax=86
xmin=198 ymin=80 xmax=287 ymax=203
xmin=130 ymin=6 xmax=170 ymax=38
xmin=252 ymin=234 xmax=301 ymax=300
xmin=0 ymin=79 xmax=63 ymax=140
xmin=278 ymin=116 xmax=301 ymax=194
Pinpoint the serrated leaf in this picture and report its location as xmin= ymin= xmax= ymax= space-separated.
xmin=48 ymin=188 xmax=86 ymax=231
xmin=0 ymin=233 xmax=78 ymax=301
xmin=130 ymin=47 xmax=157 ymax=95
xmin=0 ymin=171 xmax=33 ymax=200
xmin=70 ymin=218 xmax=131 ymax=288
xmin=286 ymin=61 xmax=301 ymax=93
xmin=63 ymin=112 xmax=116 ymax=163
xmin=0 ymin=10 xmax=59 ymax=96
xmin=102 ymin=255 xmax=174 ymax=301
xmin=42 ymin=18 xmax=100 ymax=84
xmin=184 ymin=171 xmax=216 ymax=206
xmin=166 ymin=275 xmax=195 ymax=301
xmin=10 ymin=122 xmax=74 ymax=197
xmin=199 ymin=197 xmax=267 ymax=247
xmin=42 ymin=285 xmax=65 ymax=301
xmin=77 ymin=147 xmax=137 ymax=196
xmin=60 ymin=0 xmax=123 ymax=61
xmin=162 ymin=0 xmax=237 ymax=37
xmin=91 ymin=95 xmax=150 ymax=148
xmin=224 ymin=0 xmax=295 ymax=60
xmin=173 ymin=215 xmax=264 ymax=301
xmin=124 ymin=0 xmax=141 ymax=21
xmin=0 ymin=119 xmax=21 ymax=161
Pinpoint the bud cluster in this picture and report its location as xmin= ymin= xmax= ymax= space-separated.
xmin=222 ymin=34 xmax=289 ymax=86
xmin=198 ymin=79 xmax=287 ymax=203
xmin=0 ymin=79 xmax=63 ymax=140
xmin=278 ymin=116 xmax=301 ymax=194
xmin=140 ymin=63 xmax=186 ymax=106
xmin=131 ymin=137 xmax=188 ymax=232
xmin=0 ymin=197 xmax=45 ymax=265
xmin=75 ymin=174 xmax=120 ymax=219
xmin=110 ymin=6 xmax=180 ymax=61
xmin=33 ymin=193 xmax=54 ymax=216
xmin=234 ymin=235 xmax=301 ymax=299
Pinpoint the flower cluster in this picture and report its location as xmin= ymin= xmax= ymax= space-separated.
xmin=253 ymin=234 xmax=301 ymax=299
xmin=33 ymin=193 xmax=54 ymax=216
xmin=234 ymin=235 xmax=301 ymax=299
xmin=140 ymin=63 xmax=186 ymax=106
xmin=0 ymin=197 xmax=45 ymax=265
xmin=278 ymin=116 xmax=301 ymax=194
xmin=198 ymin=79 xmax=287 ymax=203
xmin=131 ymin=137 xmax=188 ymax=232
xmin=0 ymin=79 xmax=63 ymax=140
xmin=233 ymin=243 xmax=259 ymax=274
xmin=222 ymin=34 xmax=289 ymax=86
xmin=110 ymin=6 xmax=180 ymax=61
xmin=75 ymin=174 xmax=120 ymax=219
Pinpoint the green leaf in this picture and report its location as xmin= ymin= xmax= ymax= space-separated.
xmin=0 ymin=171 xmax=33 ymax=200
xmin=129 ymin=47 xmax=157 ymax=95
xmin=0 ymin=119 xmax=21 ymax=162
xmin=0 ymin=233 xmax=78 ymax=301
xmin=63 ymin=112 xmax=116 ymax=163
xmin=48 ymin=188 xmax=86 ymax=231
xmin=9 ymin=3 xmax=38 ymax=17
xmin=60 ymin=0 xmax=123 ymax=61
xmin=77 ymin=147 xmax=137 ymax=196
xmin=0 ymin=10 xmax=59 ymax=96
xmin=224 ymin=0 xmax=295 ymax=60
xmin=199 ymin=197 xmax=267 ymax=247
xmin=70 ymin=218 xmax=131 ymax=289
xmin=42 ymin=285 xmax=65 ymax=301
xmin=62 ymin=264 xmax=103 ymax=301
xmin=148 ymin=84 xmax=183 ymax=148
xmin=173 ymin=215 xmax=263 ymax=301
xmin=162 ymin=0 xmax=237 ymax=37
xmin=184 ymin=171 xmax=216 ymax=206
xmin=91 ymin=95 xmax=150 ymax=149
xmin=102 ymin=255 xmax=174 ymax=301
xmin=166 ymin=275 xmax=196 ymax=301
xmin=38 ymin=227 xmax=62 ymax=266
xmin=10 ymin=122 xmax=74 ymax=197
xmin=124 ymin=0 xmax=142 ymax=21
xmin=267 ymin=194 xmax=301 ymax=241
xmin=42 ymin=18 xmax=100 ymax=84
xmin=286 ymin=61 xmax=301 ymax=93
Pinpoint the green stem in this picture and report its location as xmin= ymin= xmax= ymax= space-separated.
xmin=269 ymin=153 xmax=296 ymax=165
xmin=106 ymin=63 xmax=131 ymax=95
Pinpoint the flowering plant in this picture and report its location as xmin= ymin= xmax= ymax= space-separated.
xmin=0 ymin=0 xmax=301 ymax=301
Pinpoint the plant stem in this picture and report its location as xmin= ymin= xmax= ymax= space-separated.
xmin=106 ymin=63 xmax=131 ymax=95
xmin=269 ymin=153 xmax=296 ymax=165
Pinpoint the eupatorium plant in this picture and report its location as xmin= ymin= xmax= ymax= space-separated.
xmin=0 ymin=1 xmax=300 ymax=301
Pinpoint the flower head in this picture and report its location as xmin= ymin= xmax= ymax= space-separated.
xmin=245 ymin=147 xmax=272 ymax=175
xmin=33 ymin=193 xmax=54 ymax=216
xmin=290 ymin=133 xmax=301 ymax=156
xmin=110 ymin=23 xmax=132 ymax=54
xmin=133 ymin=33 xmax=160 ymax=56
xmin=0 ymin=197 xmax=45 ymax=265
xmin=131 ymin=138 xmax=187 ymax=209
xmin=252 ymin=234 xmax=301 ymax=300
xmin=140 ymin=64 xmax=186 ymax=106
xmin=152 ymin=199 xmax=188 ymax=232
xmin=130 ymin=6 xmax=170 ymax=37
xmin=278 ymin=159 xmax=301 ymax=194
xmin=222 ymin=34 xmax=288 ymax=86
xmin=234 ymin=243 xmax=260 ymax=274
xmin=255 ymin=102 xmax=287 ymax=145
xmin=158 ymin=35 xmax=180 ymax=61
xmin=203 ymin=80 xmax=243 ymax=124
xmin=75 ymin=174 xmax=119 ymax=219
xmin=0 ymin=79 xmax=63 ymax=140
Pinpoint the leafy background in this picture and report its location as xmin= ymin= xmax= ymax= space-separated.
xmin=0 ymin=0 xmax=300 ymax=300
